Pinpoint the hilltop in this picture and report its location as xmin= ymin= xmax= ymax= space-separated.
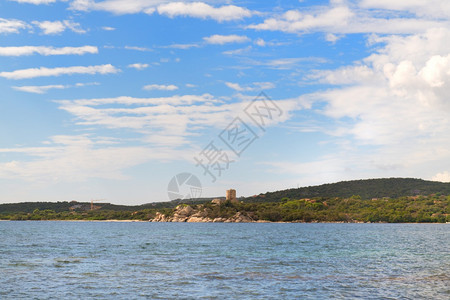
xmin=244 ymin=178 xmax=450 ymax=202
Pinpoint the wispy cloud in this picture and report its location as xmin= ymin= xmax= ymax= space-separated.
xmin=124 ymin=46 xmax=152 ymax=52
xmin=248 ymin=4 xmax=447 ymax=35
xmin=13 ymin=82 xmax=99 ymax=94
xmin=13 ymin=84 xmax=65 ymax=94
xmin=0 ymin=46 xmax=98 ymax=56
xmin=225 ymin=81 xmax=276 ymax=92
xmin=204 ymin=34 xmax=250 ymax=45
xmin=165 ymin=43 xmax=200 ymax=49
xmin=32 ymin=20 xmax=87 ymax=35
xmin=0 ymin=134 xmax=180 ymax=182
xmin=143 ymin=84 xmax=178 ymax=91
xmin=128 ymin=63 xmax=149 ymax=70
xmin=0 ymin=64 xmax=119 ymax=80
xmin=0 ymin=17 xmax=29 ymax=34
xmin=157 ymin=2 xmax=252 ymax=22
xmin=9 ymin=0 xmax=57 ymax=4
xmin=246 ymin=57 xmax=327 ymax=70
xmin=54 ymin=93 xmax=298 ymax=137
xmin=70 ymin=0 xmax=252 ymax=22
xmin=222 ymin=46 xmax=252 ymax=56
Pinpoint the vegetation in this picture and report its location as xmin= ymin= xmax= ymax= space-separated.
xmin=0 ymin=178 xmax=449 ymax=222
xmin=244 ymin=178 xmax=450 ymax=202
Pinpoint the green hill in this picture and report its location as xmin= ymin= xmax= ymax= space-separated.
xmin=0 ymin=197 xmax=221 ymax=214
xmin=243 ymin=178 xmax=450 ymax=202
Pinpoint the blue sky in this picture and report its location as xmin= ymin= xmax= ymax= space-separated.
xmin=1 ymin=0 xmax=450 ymax=204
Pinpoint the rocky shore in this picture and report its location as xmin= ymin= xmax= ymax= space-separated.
xmin=150 ymin=204 xmax=255 ymax=223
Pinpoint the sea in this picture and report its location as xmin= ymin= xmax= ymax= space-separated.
xmin=0 ymin=222 xmax=448 ymax=299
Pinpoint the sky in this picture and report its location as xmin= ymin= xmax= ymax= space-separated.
xmin=1 ymin=0 xmax=450 ymax=205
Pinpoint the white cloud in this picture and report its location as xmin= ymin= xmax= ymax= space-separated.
xmin=225 ymin=82 xmax=250 ymax=92
xmin=157 ymin=2 xmax=252 ymax=22
xmin=431 ymin=171 xmax=450 ymax=182
xmin=222 ymin=46 xmax=252 ymax=56
xmin=57 ymin=94 xmax=221 ymax=107
xmin=63 ymin=20 xmax=87 ymax=33
xmin=166 ymin=43 xmax=200 ymax=49
xmin=254 ymin=38 xmax=266 ymax=46
xmin=204 ymin=34 xmax=249 ymax=45
xmin=32 ymin=20 xmax=86 ymax=35
xmin=102 ymin=26 xmax=115 ymax=31
xmin=143 ymin=84 xmax=178 ymax=91
xmin=248 ymin=4 xmax=447 ymax=35
xmin=128 ymin=63 xmax=149 ymax=70
xmin=248 ymin=6 xmax=353 ymax=33
xmin=9 ymin=0 xmax=57 ymax=4
xmin=308 ymin=65 xmax=376 ymax=85
xmin=325 ymin=33 xmax=340 ymax=43
xmin=0 ymin=64 xmax=119 ymax=80
xmin=290 ymin=27 xmax=450 ymax=180
xmin=0 ymin=18 xmax=29 ymax=34
xmin=13 ymin=85 xmax=66 ymax=94
xmin=70 ymin=0 xmax=159 ymax=14
xmin=0 ymin=135 xmax=180 ymax=182
xmin=13 ymin=82 xmax=99 ymax=94
xmin=360 ymin=0 xmax=450 ymax=19
xmin=225 ymin=81 xmax=275 ymax=92
xmin=0 ymin=46 xmax=98 ymax=56
xmin=124 ymin=46 xmax=152 ymax=51
xmin=0 ymin=93 xmax=305 ymax=183
xmin=247 ymin=57 xmax=326 ymax=70
xmin=54 ymin=93 xmax=300 ymax=149
xmin=32 ymin=20 xmax=64 ymax=34
xmin=70 ymin=0 xmax=252 ymax=21
xmin=254 ymin=82 xmax=276 ymax=90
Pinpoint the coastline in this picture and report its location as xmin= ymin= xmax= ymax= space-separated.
xmin=0 ymin=219 xmax=147 ymax=222
xmin=0 ymin=219 xmax=447 ymax=223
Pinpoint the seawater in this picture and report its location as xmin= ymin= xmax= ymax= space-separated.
xmin=0 ymin=222 xmax=448 ymax=299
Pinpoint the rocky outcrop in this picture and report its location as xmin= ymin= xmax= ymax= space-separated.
xmin=171 ymin=205 xmax=194 ymax=222
xmin=224 ymin=212 xmax=253 ymax=223
xmin=186 ymin=209 xmax=213 ymax=222
xmin=150 ymin=205 xmax=255 ymax=223
xmin=152 ymin=212 xmax=169 ymax=222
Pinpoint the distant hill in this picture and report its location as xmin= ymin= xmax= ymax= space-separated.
xmin=0 ymin=197 xmax=223 ymax=214
xmin=243 ymin=178 xmax=450 ymax=202
xmin=1 ymin=178 xmax=449 ymax=214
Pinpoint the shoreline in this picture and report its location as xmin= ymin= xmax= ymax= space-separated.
xmin=0 ymin=219 xmax=447 ymax=224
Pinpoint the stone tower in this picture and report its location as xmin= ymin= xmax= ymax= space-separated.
xmin=226 ymin=189 xmax=237 ymax=203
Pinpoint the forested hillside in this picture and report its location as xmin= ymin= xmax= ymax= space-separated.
xmin=244 ymin=178 xmax=450 ymax=202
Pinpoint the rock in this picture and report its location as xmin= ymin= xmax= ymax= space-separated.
xmin=212 ymin=217 xmax=227 ymax=222
xmin=171 ymin=205 xmax=195 ymax=222
xmin=187 ymin=216 xmax=212 ymax=222
xmin=189 ymin=209 xmax=207 ymax=218
xmin=151 ymin=212 xmax=168 ymax=222
xmin=151 ymin=205 xmax=254 ymax=223
xmin=230 ymin=212 xmax=253 ymax=223
xmin=174 ymin=205 xmax=194 ymax=217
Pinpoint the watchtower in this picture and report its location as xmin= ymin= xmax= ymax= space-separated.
xmin=226 ymin=189 xmax=237 ymax=203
